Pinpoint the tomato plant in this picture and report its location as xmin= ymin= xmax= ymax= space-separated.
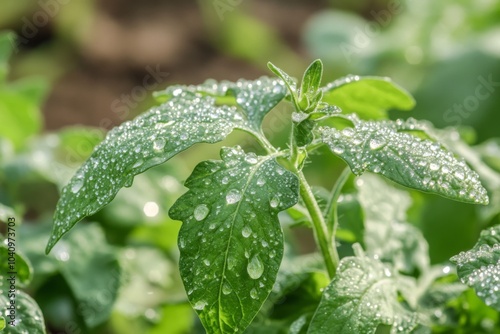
xmin=40 ymin=59 xmax=499 ymax=334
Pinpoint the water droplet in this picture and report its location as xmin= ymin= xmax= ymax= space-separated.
xmin=270 ymin=195 xmax=280 ymax=208
xmin=333 ymin=146 xmax=344 ymax=154
xmin=226 ymin=189 xmax=242 ymax=204
xmin=227 ymin=257 xmax=237 ymax=269
xmin=71 ymin=178 xmax=84 ymax=193
xmin=222 ymin=283 xmax=232 ymax=295
xmin=193 ymin=300 xmax=207 ymax=310
xmin=342 ymin=127 xmax=355 ymax=137
xmin=194 ymin=204 xmax=209 ymax=221
xmin=250 ymin=288 xmax=258 ymax=299
xmin=242 ymin=226 xmax=252 ymax=238
xmin=153 ymin=138 xmax=166 ymax=151
xmin=256 ymin=178 xmax=266 ymax=187
xmin=245 ymin=153 xmax=258 ymax=164
xmin=429 ymin=162 xmax=440 ymax=171
xmin=292 ymin=112 xmax=309 ymax=122
xmin=247 ymin=255 xmax=264 ymax=279
xmin=454 ymin=169 xmax=465 ymax=180
xmin=369 ymin=137 xmax=386 ymax=150
xmin=203 ymin=259 xmax=211 ymax=266
xmin=133 ymin=159 xmax=144 ymax=169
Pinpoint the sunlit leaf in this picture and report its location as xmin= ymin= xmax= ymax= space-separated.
xmin=322 ymin=76 xmax=415 ymax=119
xmin=169 ymin=146 xmax=299 ymax=334
xmin=451 ymin=225 xmax=500 ymax=311
xmin=309 ymin=244 xmax=426 ymax=333
xmin=357 ymin=174 xmax=429 ymax=274
xmin=47 ymin=78 xmax=286 ymax=253
xmin=319 ymin=116 xmax=489 ymax=204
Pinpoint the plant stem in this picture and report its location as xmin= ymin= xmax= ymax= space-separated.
xmin=325 ymin=168 xmax=351 ymax=237
xmin=296 ymin=169 xmax=339 ymax=279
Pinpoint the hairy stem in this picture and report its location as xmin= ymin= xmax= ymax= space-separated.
xmin=296 ymin=170 xmax=339 ymax=279
xmin=325 ymin=168 xmax=351 ymax=237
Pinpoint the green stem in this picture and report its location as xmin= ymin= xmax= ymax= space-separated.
xmin=296 ymin=170 xmax=339 ymax=279
xmin=325 ymin=168 xmax=351 ymax=237
xmin=251 ymin=130 xmax=277 ymax=154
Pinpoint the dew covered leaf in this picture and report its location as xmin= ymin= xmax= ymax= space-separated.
xmin=169 ymin=146 xmax=299 ymax=334
xmin=318 ymin=116 xmax=489 ymax=205
xmin=357 ymin=174 xmax=429 ymax=274
xmin=154 ymin=76 xmax=287 ymax=131
xmin=308 ymin=244 xmax=425 ymax=334
xmin=47 ymin=81 xmax=285 ymax=253
xmin=0 ymin=290 xmax=46 ymax=334
xmin=450 ymin=225 xmax=500 ymax=311
xmin=321 ymin=76 xmax=415 ymax=119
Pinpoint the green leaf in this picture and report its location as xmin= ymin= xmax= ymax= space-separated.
xmin=299 ymin=60 xmax=323 ymax=111
xmin=0 ymin=80 xmax=47 ymax=149
xmin=22 ymin=223 xmax=121 ymax=327
xmin=308 ymin=244 xmax=425 ymax=334
xmin=318 ymin=116 xmax=489 ymax=205
xmin=51 ymin=223 xmax=121 ymax=327
xmin=357 ymin=174 xmax=430 ymax=274
xmin=47 ymin=79 xmax=285 ymax=253
xmin=268 ymin=62 xmax=300 ymax=109
xmin=336 ymin=193 xmax=365 ymax=245
xmin=450 ymin=225 xmax=500 ymax=311
xmin=0 ymin=244 xmax=33 ymax=287
xmin=156 ymin=77 xmax=286 ymax=131
xmin=115 ymin=246 xmax=185 ymax=314
xmin=322 ymin=76 xmax=416 ymax=119
xmin=0 ymin=290 xmax=46 ymax=333
xmin=169 ymin=146 xmax=299 ymax=334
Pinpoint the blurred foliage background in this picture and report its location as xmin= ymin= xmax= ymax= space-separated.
xmin=0 ymin=0 xmax=499 ymax=333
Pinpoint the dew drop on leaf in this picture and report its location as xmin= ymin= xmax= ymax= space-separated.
xmin=153 ymin=138 xmax=166 ymax=151
xmin=333 ymin=145 xmax=345 ymax=154
xmin=270 ymin=195 xmax=280 ymax=208
xmin=256 ymin=177 xmax=266 ymax=187
xmin=242 ymin=226 xmax=252 ymax=238
xmin=194 ymin=204 xmax=210 ymax=221
xmin=429 ymin=162 xmax=440 ymax=171
xmin=132 ymin=159 xmax=144 ymax=169
xmin=222 ymin=283 xmax=232 ymax=295
xmin=193 ymin=300 xmax=207 ymax=310
xmin=250 ymin=288 xmax=258 ymax=299
xmin=247 ymin=255 xmax=264 ymax=279
xmin=71 ymin=178 xmax=84 ymax=193
xmin=226 ymin=189 xmax=242 ymax=204
xmin=369 ymin=137 xmax=387 ymax=150
xmin=244 ymin=153 xmax=258 ymax=164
